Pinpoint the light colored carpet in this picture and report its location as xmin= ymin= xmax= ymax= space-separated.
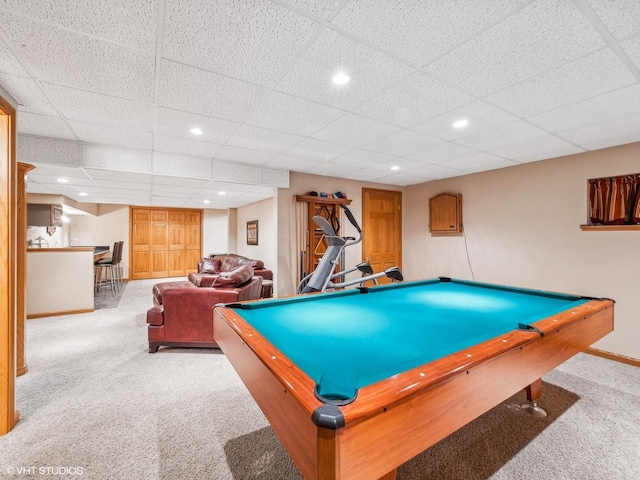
xmin=1 ymin=278 xmax=639 ymax=479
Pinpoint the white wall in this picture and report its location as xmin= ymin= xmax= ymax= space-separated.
xmin=237 ymin=197 xmax=277 ymax=278
xmin=27 ymin=224 xmax=69 ymax=248
xmin=202 ymin=209 xmax=228 ymax=256
xmin=277 ymin=172 xmax=404 ymax=296
xmin=69 ymin=204 xmax=129 ymax=277
xmin=404 ymin=142 xmax=640 ymax=360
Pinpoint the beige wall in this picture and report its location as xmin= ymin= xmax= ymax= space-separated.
xmin=237 ymin=197 xmax=277 ymax=281
xmin=277 ymin=172 xmax=404 ymax=296
xmin=404 ymin=142 xmax=640 ymax=360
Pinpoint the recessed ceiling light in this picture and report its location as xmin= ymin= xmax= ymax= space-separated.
xmin=203 ymin=199 xmax=210 ymax=204
xmin=452 ymin=119 xmax=469 ymax=129
xmin=218 ymin=191 xmax=226 ymax=195
xmin=190 ymin=127 xmax=203 ymax=135
xmin=390 ymin=165 xmax=400 ymax=171
xmin=332 ymin=72 xmax=350 ymax=85
xmin=78 ymin=192 xmax=88 ymax=196
xmin=57 ymin=178 xmax=69 ymax=183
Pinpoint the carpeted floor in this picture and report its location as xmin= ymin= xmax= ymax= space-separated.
xmin=1 ymin=278 xmax=639 ymax=479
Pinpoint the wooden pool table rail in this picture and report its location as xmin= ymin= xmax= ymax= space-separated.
xmin=214 ymin=297 xmax=613 ymax=479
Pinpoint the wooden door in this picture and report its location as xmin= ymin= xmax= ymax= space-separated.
xmin=130 ymin=207 xmax=202 ymax=280
xmin=184 ymin=210 xmax=202 ymax=272
xmin=168 ymin=211 xmax=185 ymax=276
xmin=362 ymin=188 xmax=402 ymax=285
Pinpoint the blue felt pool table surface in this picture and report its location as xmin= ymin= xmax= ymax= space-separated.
xmin=230 ymin=278 xmax=588 ymax=401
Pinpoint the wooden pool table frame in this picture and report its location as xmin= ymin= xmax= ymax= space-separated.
xmin=214 ymin=289 xmax=613 ymax=480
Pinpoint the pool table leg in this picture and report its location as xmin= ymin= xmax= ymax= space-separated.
xmin=525 ymin=378 xmax=542 ymax=402
xmin=522 ymin=378 xmax=548 ymax=417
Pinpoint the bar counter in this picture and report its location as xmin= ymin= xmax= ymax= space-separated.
xmin=27 ymin=247 xmax=95 ymax=318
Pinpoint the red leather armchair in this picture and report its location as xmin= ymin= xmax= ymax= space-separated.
xmin=146 ymin=275 xmax=262 ymax=353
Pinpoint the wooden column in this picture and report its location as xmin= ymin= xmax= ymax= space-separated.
xmin=0 ymin=94 xmax=18 ymax=435
xmin=17 ymin=162 xmax=34 ymax=376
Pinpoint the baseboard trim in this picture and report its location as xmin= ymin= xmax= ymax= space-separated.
xmin=585 ymin=347 xmax=640 ymax=367
xmin=27 ymin=308 xmax=95 ymax=319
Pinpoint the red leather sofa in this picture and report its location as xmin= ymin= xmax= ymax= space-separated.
xmin=146 ymin=261 xmax=263 ymax=353
xmin=188 ymin=254 xmax=273 ymax=297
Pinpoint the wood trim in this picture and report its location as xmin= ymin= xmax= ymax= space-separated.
xmin=17 ymin=163 xmax=34 ymax=377
xmin=27 ymin=247 xmax=94 ymax=253
xmin=27 ymin=308 xmax=95 ymax=319
xmin=0 ymin=94 xmax=17 ymax=435
xmin=580 ymin=224 xmax=640 ymax=231
xmin=585 ymin=347 xmax=640 ymax=367
xmin=295 ymin=194 xmax=352 ymax=205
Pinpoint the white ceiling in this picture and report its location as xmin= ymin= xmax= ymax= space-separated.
xmin=2 ymin=0 xmax=640 ymax=210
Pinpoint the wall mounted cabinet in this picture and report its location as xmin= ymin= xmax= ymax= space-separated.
xmin=27 ymin=203 xmax=64 ymax=227
xmin=429 ymin=193 xmax=463 ymax=236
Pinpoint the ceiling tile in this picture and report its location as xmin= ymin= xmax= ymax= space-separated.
xmin=303 ymin=161 xmax=361 ymax=177
xmin=82 ymin=145 xmax=153 ymax=173
xmin=412 ymin=101 xmax=518 ymax=141
xmin=486 ymin=48 xmax=636 ymax=117
xmin=354 ymin=71 xmax=475 ymax=127
xmin=287 ymin=0 xmax=343 ymax=19
xmin=332 ymin=149 xmax=395 ymax=168
xmin=18 ymin=135 xmax=83 ymax=165
xmin=0 ymin=73 xmax=57 ymax=115
xmin=365 ymin=130 xmax=443 ymax=157
xmin=312 ymin=113 xmax=401 ymax=148
xmin=425 ymin=0 xmax=607 ymax=96
xmin=153 ymin=175 xmax=210 ymax=188
xmin=275 ymin=28 xmax=414 ymax=110
xmin=156 ymin=107 xmax=241 ymax=145
xmin=489 ymin=134 xmax=584 ymax=163
xmin=0 ymin=12 xmax=155 ymax=100
xmin=405 ymin=142 xmax=479 ymax=164
xmin=265 ymin=154 xmax=318 ymax=171
xmin=1 ymin=0 xmax=158 ymax=51
xmin=366 ymin=173 xmax=430 ymax=186
xmin=246 ymin=90 xmax=344 ymax=136
xmin=215 ymin=145 xmax=277 ymax=166
xmin=28 ymin=163 xmax=88 ymax=178
xmin=409 ymin=163 xmax=469 ymax=180
xmin=97 ymin=181 xmax=152 ymax=192
xmin=585 ymin=0 xmax=640 ymax=40
xmin=527 ymin=84 xmax=640 ymax=132
xmin=284 ymin=138 xmax=353 ymax=161
xmin=619 ymin=33 xmax=640 ymax=70
xmin=456 ymin=120 xmax=548 ymax=151
xmin=83 ymin=168 xmax=152 ymax=183
xmin=152 ymin=152 xmax=212 ymax=178
xmin=558 ymin=112 xmax=640 ymax=150
xmin=333 ymin=0 xmax=530 ymax=66
xmin=438 ymin=152 xmax=518 ymax=172
xmin=341 ymin=168 xmax=394 ymax=182
xmin=159 ymin=60 xmax=269 ymax=122
xmin=44 ymin=83 xmax=155 ymax=130
xmin=211 ymin=160 xmax=262 ymax=184
xmin=18 ymin=112 xmax=76 ymax=139
xmin=69 ymin=120 xmax=152 ymax=150
xmin=227 ymin=124 xmax=304 ymax=153
xmin=260 ymin=168 xmax=288 ymax=188
xmin=154 ymin=134 xmax=222 ymax=158
xmin=163 ymin=0 xmax=318 ymax=85
xmin=0 ymin=37 xmax=29 ymax=76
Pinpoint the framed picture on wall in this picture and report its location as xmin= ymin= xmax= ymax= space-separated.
xmin=247 ymin=220 xmax=258 ymax=245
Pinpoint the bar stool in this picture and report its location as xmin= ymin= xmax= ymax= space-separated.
xmin=95 ymin=241 xmax=121 ymax=295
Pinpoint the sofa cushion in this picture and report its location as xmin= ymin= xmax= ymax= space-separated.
xmin=200 ymin=257 xmax=221 ymax=274
xmin=218 ymin=254 xmax=264 ymax=271
xmin=211 ymin=264 xmax=254 ymax=287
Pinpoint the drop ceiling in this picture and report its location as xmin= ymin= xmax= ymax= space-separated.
xmin=2 ymin=0 xmax=640 ymax=209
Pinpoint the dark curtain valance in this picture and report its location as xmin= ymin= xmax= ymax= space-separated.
xmin=589 ymin=174 xmax=640 ymax=225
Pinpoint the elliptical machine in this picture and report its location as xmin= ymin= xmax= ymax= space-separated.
xmin=297 ymin=203 xmax=403 ymax=294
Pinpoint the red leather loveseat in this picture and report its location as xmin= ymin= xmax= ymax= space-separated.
xmin=146 ymin=257 xmax=265 ymax=353
xmin=189 ymin=254 xmax=273 ymax=298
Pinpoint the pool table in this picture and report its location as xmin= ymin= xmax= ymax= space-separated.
xmin=213 ymin=277 xmax=614 ymax=480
